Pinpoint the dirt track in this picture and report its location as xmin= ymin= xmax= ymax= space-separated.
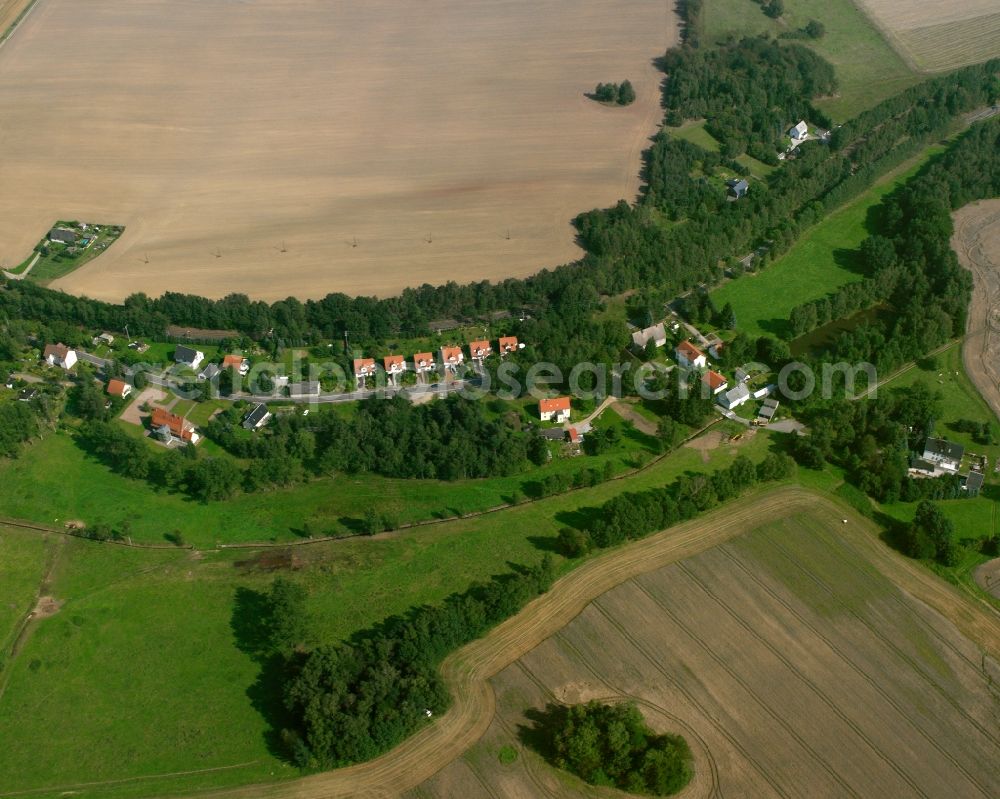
xmin=167 ymin=486 xmax=1000 ymax=799
xmin=0 ymin=0 xmax=33 ymax=37
xmin=953 ymin=200 xmax=1000 ymax=421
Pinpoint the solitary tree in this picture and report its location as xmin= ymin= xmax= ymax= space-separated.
xmin=617 ymin=79 xmax=636 ymax=105
xmin=805 ymin=19 xmax=826 ymax=38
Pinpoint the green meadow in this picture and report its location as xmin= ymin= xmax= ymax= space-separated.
xmin=711 ymin=147 xmax=941 ymax=339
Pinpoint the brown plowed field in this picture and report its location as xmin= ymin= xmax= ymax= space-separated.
xmin=164 ymin=487 xmax=1000 ymax=799
xmin=953 ymin=200 xmax=1000 ymax=421
xmin=0 ymin=0 xmax=675 ymax=301
xmin=0 ymin=0 xmax=33 ymax=36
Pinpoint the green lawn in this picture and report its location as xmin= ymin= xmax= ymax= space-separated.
xmin=0 ymin=431 xmax=775 ymax=798
xmin=703 ymin=0 xmax=919 ymax=121
xmin=711 ymin=146 xmax=941 ymax=338
xmin=670 ymin=119 xmax=721 ymax=151
xmin=0 ymin=408 xmax=659 ymax=547
xmin=0 ymin=530 xmax=51 ymax=657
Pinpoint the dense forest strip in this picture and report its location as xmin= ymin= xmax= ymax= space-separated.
xmin=158 ymin=486 xmax=1000 ymax=799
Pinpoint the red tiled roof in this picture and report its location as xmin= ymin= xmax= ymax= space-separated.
xmin=676 ymin=340 xmax=704 ymax=360
xmin=383 ymin=355 xmax=404 ymax=369
xmin=702 ymin=370 xmax=727 ymax=391
xmin=568 ymin=427 xmax=580 ymax=443
xmin=539 ymin=396 xmax=571 ymax=413
xmin=106 ymin=379 xmax=129 ymax=397
xmin=469 ymin=339 xmax=491 ymax=357
xmin=223 ymin=354 xmax=245 ymax=367
xmin=150 ymin=407 xmax=194 ymax=441
xmin=43 ymin=343 xmax=69 ymax=359
xmin=441 ymin=346 xmax=463 ymax=363
xmin=353 ymin=358 xmax=376 ymax=375
xmin=499 ymin=336 xmax=518 ymax=352
xmin=413 ymin=351 xmax=434 ymax=366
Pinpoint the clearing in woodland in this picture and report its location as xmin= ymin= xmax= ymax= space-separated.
xmin=415 ymin=497 xmax=1000 ymax=799
xmin=0 ymin=0 xmax=675 ymax=301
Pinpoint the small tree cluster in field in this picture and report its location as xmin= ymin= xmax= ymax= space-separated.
xmin=538 ymin=701 xmax=692 ymax=795
xmin=593 ymin=80 xmax=636 ymax=106
xmin=903 ymin=500 xmax=958 ymax=565
xmin=763 ymin=0 xmax=784 ymax=19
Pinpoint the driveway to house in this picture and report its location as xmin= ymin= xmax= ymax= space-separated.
xmin=120 ymin=386 xmax=166 ymax=427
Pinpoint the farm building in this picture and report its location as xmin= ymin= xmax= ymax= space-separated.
xmin=702 ymin=370 xmax=728 ymax=395
xmin=498 ymin=336 xmax=519 ymax=356
xmin=413 ymin=352 xmax=435 ymax=374
xmin=718 ymin=383 xmax=750 ymax=410
xmin=675 ymin=340 xmax=706 ymax=369
xmin=539 ymin=396 xmax=571 ymax=423
xmin=631 ymin=323 xmax=666 ymax=351
xmin=42 ymin=343 xmax=77 ymax=369
xmin=174 ymin=345 xmax=204 ymax=370
xmin=538 ymin=427 xmax=567 ymax=441
xmin=242 ymin=403 xmax=271 ymax=431
xmin=48 ymin=226 xmax=78 ymax=244
xmin=106 ymin=379 xmax=132 ymax=399
xmin=758 ymin=398 xmax=780 ymax=423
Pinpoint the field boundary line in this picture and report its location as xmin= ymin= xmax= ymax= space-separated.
xmin=0 ymin=0 xmax=38 ymax=50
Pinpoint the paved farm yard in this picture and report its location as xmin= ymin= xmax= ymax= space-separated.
xmin=0 ymin=0 xmax=675 ymax=301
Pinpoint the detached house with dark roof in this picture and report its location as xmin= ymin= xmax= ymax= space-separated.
xmin=43 ymin=343 xmax=77 ymax=370
xmin=242 ymin=403 xmax=271 ymax=431
xmin=921 ymin=437 xmax=964 ymax=473
xmin=174 ymin=345 xmax=204 ymax=371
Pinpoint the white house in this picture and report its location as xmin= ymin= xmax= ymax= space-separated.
xmin=631 ymin=323 xmax=667 ymax=351
xmin=43 ymin=343 xmax=77 ymax=370
xmin=242 ymin=403 xmax=271 ymax=431
xmin=790 ymin=120 xmax=808 ymax=140
xmin=106 ymin=379 xmax=131 ymax=399
xmin=702 ymin=370 xmax=728 ymax=396
xmin=922 ymin=437 xmax=964 ymax=473
xmin=174 ymin=344 xmax=204 ymax=371
xmin=675 ymin=340 xmax=707 ymax=369
xmin=718 ymin=383 xmax=751 ymax=410
xmin=539 ymin=396 xmax=571 ymax=423
xmin=383 ymin=355 xmax=405 ymax=378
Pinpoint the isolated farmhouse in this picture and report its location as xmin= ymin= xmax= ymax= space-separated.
xmin=539 ymin=396 xmax=571 ymax=423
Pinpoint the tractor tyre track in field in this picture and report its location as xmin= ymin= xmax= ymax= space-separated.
xmin=713 ymin=541 xmax=1000 ymax=759
xmin=671 ymin=558 xmax=984 ymax=798
xmin=158 ymin=487 xmax=1000 ymax=799
xmin=760 ymin=521 xmax=1000 ymax=724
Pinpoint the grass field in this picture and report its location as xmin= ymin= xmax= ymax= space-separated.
xmin=854 ymin=0 xmax=1000 ymax=73
xmin=703 ymin=0 xmax=919 ymax=121
xmin=417 ymin=507 xmax=1000 ymax=797
xmin=0 ymin=0 xmax=676 ymax=302
xmin=0 ymin=530 xmax=49 ymax=657
xmin=0 ymin=431 xmax=774 ymax=798
xmin=711 ymin=145 xmax=942 ymax=338
xmin=0 ymin=406 xmax=664 ymax=547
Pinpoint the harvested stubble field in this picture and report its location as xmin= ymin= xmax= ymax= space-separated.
xmin=0 ymin=0 xmax=675 ymax=301
xmin=412 ymin=494 xmax=1000 ymax=799
xmin=855 ymin=0 xmax=1000 ymax=72
xmin=954 ymin=199 xmax=1000 ymax=422
xmin=0 ymin=0 xmax=33 ymax=37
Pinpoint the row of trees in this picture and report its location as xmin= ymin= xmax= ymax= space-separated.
xmin=558 ymin=453 xmax=794 ymax=556
xmin=281 ymin=555 xmax=556 ymax=767
xmin=593 ymin=80 xmax=636 ymax=105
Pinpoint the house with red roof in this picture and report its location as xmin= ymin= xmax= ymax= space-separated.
xmin=106 ymin=379 xmax=132 ymax=399
xmin=383 ymin=355 xmax=405 ymax=377
xmin=413 ymin=352 xmax=436 ymax=375
xmin=353 ymin=358 xmax=376 ymax=388
xmin=468 ymin=340 xmax=491 ymax=361
xmin=498 ymin=336 xmax=519 ymax=356
xmin=539 ymin=396 xmax=571 ymax=423
xmin=675 ymin=340 xmax=706 ymax=369
xmin=440 ymin=346 xmax=464 ymax=370
xmin=223 ymin=354 xmax=250 ymax=376
xmin=702 ymin=370 xmax=728 ymax=395
xmin=150 ymin=406 xmax=199 ymax=445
